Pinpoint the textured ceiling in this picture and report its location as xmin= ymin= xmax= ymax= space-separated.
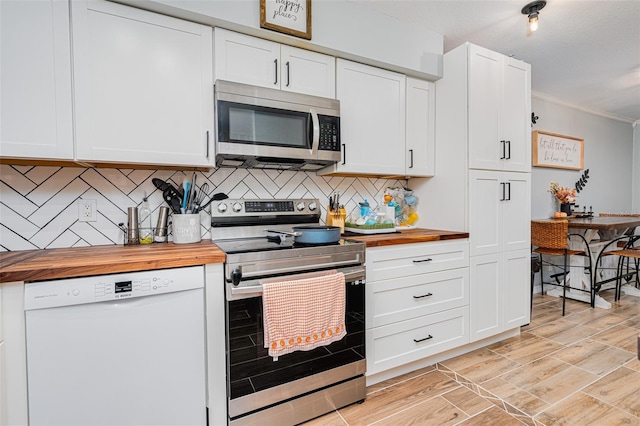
xmin=350 ymin=0 xmax=640 ymax=123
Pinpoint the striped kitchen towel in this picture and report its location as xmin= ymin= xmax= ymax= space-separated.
xmin=262 ymin=271 xmax=346 ymax=360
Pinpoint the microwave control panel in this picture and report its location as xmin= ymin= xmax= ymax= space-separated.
xmin=318 ymin=115 xmax=340 ymax=152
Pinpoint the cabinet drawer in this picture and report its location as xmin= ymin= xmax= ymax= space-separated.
xmin=366 ymin=268 xmax=468 ymax=328
xmin=366 ymin=306 xmax=469 ymax=375
xmin=366 ymin=241 xmax=469 ymax=281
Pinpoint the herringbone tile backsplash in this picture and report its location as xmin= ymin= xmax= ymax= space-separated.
xmin=0 ymin=165 xmax=405 ymax=251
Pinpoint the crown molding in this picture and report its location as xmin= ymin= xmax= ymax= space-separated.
xmin=532 ymin=91 xmax=636 ymax=125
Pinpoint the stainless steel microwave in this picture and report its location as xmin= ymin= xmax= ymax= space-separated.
xmin=214 ymin=80 xmax=341 ymax=171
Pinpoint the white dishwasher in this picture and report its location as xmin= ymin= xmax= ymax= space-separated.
xmin=24 ymin=266 xmax=207 ymax=426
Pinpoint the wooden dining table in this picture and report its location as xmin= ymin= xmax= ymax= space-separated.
xmin=539 ymin=215 xmax=640 ymax=309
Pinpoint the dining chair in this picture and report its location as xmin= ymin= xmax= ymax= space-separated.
xmin=594 ymin=235 xmax=640 ymax=300
xmin=594 ymin=213 xmax=640 ymax=298
xmin=531 ymin=220 xmax=594 ymax=316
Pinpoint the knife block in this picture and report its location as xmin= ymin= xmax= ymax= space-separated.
xmin=326 ymin=207 xmax=346 ymax=233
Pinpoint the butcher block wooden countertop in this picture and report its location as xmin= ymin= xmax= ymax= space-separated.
xmin=0 ymin=228 xmax=467 ymax=283
xmin=0 ymin=240 xmax=225 ymax=283
xmin=345 ymin=228 xmax=469 ymax=247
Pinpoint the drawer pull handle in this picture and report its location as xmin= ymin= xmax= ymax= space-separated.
xmin=413 ymin=292 xmax=433 ymax=299
xmin=414 ymin=335 xmax=433 ymax=343
xmin=413 ymin=258 xmax=433 ymax=263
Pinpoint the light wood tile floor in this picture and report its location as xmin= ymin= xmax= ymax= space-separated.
xmin=304 ymin=292 xmax=640 ymax=425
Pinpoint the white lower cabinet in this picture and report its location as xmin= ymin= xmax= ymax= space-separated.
xmin=367 ymin=306 xmax=469 ymax=374
xmin=369 ymin=268 xmax=469 ymax=328
xmin=0 ymin=282 xmax=28 ymax=426
xmin=0 ymin=287 xmax=4 ymax=425
xmin=469 ymin=248 xmax=531 ymax=342
xmin=365 ymin=241 xmax=470 ymax=376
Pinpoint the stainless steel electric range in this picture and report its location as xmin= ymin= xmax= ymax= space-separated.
xmin=211 ymin=199 xmax=366 ymax=426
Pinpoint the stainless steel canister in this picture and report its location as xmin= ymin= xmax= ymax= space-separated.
xmin=127 ymin=207 xmax=140 ymax=245
xmin=154 ymin=206 xmax=169 ymax=242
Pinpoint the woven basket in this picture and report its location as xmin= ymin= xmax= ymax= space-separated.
xmin=531 ymin=220 xmax=569 ymax=250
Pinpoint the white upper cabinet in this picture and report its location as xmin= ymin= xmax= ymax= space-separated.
xmin=468 ymin=44 xmax=531 ymax=172
xmin=319 ymin=59 xmax=406 ymax=176
xmin=0 ymin=0 xmax=73 ymax=160
xmin=72 ymin=0 xmax=214 ymax=167
xmin=214 ymin=28 xmax=335 ymax=98
xmin=405 ymin=78 xmax=435 ymax=177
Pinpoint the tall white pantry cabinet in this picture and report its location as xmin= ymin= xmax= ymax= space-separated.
xmin=416 ymin=42 xmax=532 ymax=342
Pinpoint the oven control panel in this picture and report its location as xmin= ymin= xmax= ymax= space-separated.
xmin=211 ymin=199 xmax=320 ymax=218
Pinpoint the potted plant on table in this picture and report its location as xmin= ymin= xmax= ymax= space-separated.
xmin=549 ymin=182 xmax=577 ymax=216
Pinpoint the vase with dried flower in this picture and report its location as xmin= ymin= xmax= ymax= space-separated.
xmin=549 ymin=182 xmax=577 ymax=216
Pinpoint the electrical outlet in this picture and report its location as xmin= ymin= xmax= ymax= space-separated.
xmin=79 ymin=199 xmax=97 ymax=222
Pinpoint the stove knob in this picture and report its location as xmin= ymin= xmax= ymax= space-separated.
xmin=231 ymin=268 xmax=242 ymax=286
xmin=308 ymin=202 xmax=317 ymax=211
xmin=232 ymin=202 xmax=243 ymax=213
xmin=296 ymin=202 xmax=306 ymax=211
xmin=217 ymin=203 xmax=228 ymax=213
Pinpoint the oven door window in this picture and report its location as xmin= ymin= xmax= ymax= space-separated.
xmin=227 ymin=280 xmax=365 ymax=401
xmin=217 ymin=101 xmax=312 ymax=149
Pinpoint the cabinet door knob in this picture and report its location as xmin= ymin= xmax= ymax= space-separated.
xmin=413 ymin=335 xmax=433 ymax=343
xmin=500 ymin=140 xmax=506 ymax=159
xmin=506 ymin=140 xmax=511 ymax=159
xmin=409 ymin=149 xmax=414 ymax=168
xmin=412 ymin=258 xmax=433 ymax=263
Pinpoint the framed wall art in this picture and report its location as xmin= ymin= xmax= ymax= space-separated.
xmin=532 ymin=130 xmax=584 ymax=170
xmin=260 ymin=0 xmax=312 ymax=40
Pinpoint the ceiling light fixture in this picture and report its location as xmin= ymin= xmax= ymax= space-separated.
xmin=521 ymin=0 xmax=546 ymax=32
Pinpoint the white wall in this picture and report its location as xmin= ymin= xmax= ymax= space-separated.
xmin=530 ymin=97 xmax=635 ymax=220
xmin=633 ymin=122 xmax=640 ymax=211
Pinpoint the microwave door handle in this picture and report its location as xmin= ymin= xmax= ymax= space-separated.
xmin=310 ymin=109 xmax=320 ymax=155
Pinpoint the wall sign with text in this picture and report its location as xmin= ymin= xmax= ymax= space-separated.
xmin=532 ymin=130 xmax=584 ymax=170
xmin=260 ymin=0 xmax=312 ymax=40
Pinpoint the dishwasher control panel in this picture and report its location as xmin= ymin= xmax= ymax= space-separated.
xmin=24 ymin=266 xmax=204 ymax=310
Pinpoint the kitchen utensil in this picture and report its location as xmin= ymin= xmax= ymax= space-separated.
xmin=266 ymin=226 xmax=341 ymax=245
xmin=181 ymin=179 xmax=191 ymax=212
xmin=154 ymin=206 xmax=170 ymax=242
xmin=126 ymin=207 xmax=139 ymax=245
xmin=152 ymin=178 xmax=183 ymax=198
xmin=186 ymin=172 xmax=197 ymax=212
xmin=163 ymin=188 xmax=182 ymax=214
xmin=153 ymin=178 xmax=183 ymax=214
xmin=193 ymin=183 xmax=209 ymax=212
